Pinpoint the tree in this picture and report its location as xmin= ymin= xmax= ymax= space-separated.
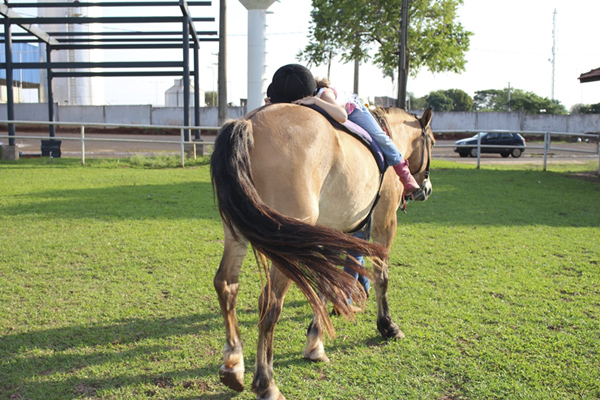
xmin=425 ymin=91 xmax=453 ymax=111
xmin=474 ymin=88 xmax=566 ymax=114
xmin=408 ymin=92 xmax=428 ymax=110
xmin=299 ymin=0 xmax=472 ymax=98
xmin=570 ymin=103 xmax=600 ymax=114
xmin=205 ymin=91 xmax=217 ymax=107
xmin=443 ymin=88 xmax=473 ymax=111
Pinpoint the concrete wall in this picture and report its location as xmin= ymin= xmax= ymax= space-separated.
xmin=0 ymin=103 xmax=246 ymax=128
xmin=1 ymin=104 xmax=599 ymax=133
xmin=428 ymin=111 xmax=600 ymax=134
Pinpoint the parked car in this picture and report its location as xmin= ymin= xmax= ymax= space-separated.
xmin=454 ymin=132 xmax=526 ymax=158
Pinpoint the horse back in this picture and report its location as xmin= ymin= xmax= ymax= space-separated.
xmin=247 ymin=104 xmax=382 ymax=231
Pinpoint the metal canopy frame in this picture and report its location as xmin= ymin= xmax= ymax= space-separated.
xmin=1 ymin=1 xmax=218 ymax=145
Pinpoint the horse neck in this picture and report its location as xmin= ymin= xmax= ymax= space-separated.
xmin=385 ymin=109 xmax=421 ymax=158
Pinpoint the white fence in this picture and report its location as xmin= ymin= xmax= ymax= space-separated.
xmin=2 ymin=120 xmax=599 ymax=175
xmin=436 ymin=129 xmax=600 ymax=174
xmin=0 ymin=120 xmax=219 ymax=167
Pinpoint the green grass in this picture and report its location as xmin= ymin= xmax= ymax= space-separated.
xmin=1 ymin=157 xmax=599 ymax=400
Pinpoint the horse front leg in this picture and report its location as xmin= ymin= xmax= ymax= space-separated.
xmin=252 ymin=266 xmax=292 ymax=400
xmin=214 ymin=225 xmax=249 ymax=392
xmin=371 ymin=188 xmax=405 ymax=340
xmin=372 ymin=256 xmax=405 ymax=339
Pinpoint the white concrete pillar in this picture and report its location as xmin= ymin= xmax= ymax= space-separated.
xmin=239 ymin=0 xmax=276 ymax=112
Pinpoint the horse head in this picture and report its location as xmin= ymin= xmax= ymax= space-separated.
xmin=408 ymin=108 xmax=434 ymax=201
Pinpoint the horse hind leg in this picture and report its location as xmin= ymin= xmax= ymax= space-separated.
xmin=214 ymin=225 xmax=249 ymax=392
xmin=303 ymin=292 xmax=330 ymax=363
xmin=252 ymin=266 xmax=292 ymax=400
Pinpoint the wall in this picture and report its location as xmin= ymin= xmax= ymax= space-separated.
xmin=429 ymin=111 xmax=600 ymax=134
xmin=1 ymin=104 xmax=599 ymax=133
xmin=0 ymin=104 xmax=246 ymax=128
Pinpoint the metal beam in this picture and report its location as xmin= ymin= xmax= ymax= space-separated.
xmin=5 ymin=16 xmax=210 ymax=24
xmin=52 ymin=71 xmax=192 ymax=78
xmin=50 ymin=42 xmax=218 ymax=50
xmin=4 ymin=61 xmax=184 ymax=69
xmin=0 ymin=4 xmax=58 ymax=45
xmin=6 ymin=1 xmax=212 ymax=7
xmin=2 ymin=31 xmax=217 ymax=37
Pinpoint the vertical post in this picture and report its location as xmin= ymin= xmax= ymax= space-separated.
xmin=396 ymin=0 xmax=409 ymax=109
xmin=476 ymin=132 xmax=481 ymax=169
xmin=218 ymin=0 xmax=228 ymax=126
xmin=4 ymin=21 xmax=15 ymax=144
xmin=46 ymin=45 xmax=56 ymax=137
xmin=80 ymin=125 xmax=85 ymax=166
xmin=353 ymin=58 xmax=359 ymax=95
xmin=543 ymin=132 xmax=549 ymax=171
xmin=180 ymin=128 xmax=185 ymax=168
xmin=182 ymin=17 xmax=190 ymax=142
xmin=193 ymin=43 xmax=201 ymax=140
xmin=597 ymin=136 xmax=599 ymax=177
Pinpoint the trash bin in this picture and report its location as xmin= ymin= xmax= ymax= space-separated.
xmin=41 ymin=140 xmax=62 ymax=157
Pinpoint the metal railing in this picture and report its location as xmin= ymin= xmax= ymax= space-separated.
xmin=434 ymin=129 xmax=600 ymax=174
xmin=2 ymin=123 xmax=599 ymax=174
xmin=0 ymin=120 xmax=220 ymax=167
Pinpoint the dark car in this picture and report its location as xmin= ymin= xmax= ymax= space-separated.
xmin=454 ymin=132 xmax=526 ymax=158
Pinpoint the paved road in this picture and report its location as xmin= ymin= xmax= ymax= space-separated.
xmin=6 ymin=132 xmax=599 ymax=164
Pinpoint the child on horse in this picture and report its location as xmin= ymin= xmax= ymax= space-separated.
xmin=265 ymin=64 xmax=419 ymax=195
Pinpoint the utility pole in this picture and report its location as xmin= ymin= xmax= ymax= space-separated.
xmin=217 ymin=0 xmax=227 ymax=125
xmin=551 ymin=8 xmax=556 ymax=101
xmin=396 ymin=0 xmax=409 ymax=109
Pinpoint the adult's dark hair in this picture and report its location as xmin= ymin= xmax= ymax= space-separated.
xmin=267 ymin=64 xmax=316 ymax=103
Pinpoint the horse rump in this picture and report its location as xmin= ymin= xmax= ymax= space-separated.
xmin=210 ymin=118 xmax=387 ymax=334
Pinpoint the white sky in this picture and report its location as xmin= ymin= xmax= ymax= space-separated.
xmin=95 ymin=0 xmax=600 ymax=109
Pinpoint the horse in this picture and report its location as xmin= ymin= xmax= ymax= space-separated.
xmin=210 ymin=103 xmax=434 ymax=400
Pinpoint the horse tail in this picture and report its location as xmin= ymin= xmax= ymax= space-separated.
xmin=210 ymin=119 xmax=388 ymax=336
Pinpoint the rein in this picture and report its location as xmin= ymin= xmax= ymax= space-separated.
xmin=413 ymin=116 xmax=432 ymax=180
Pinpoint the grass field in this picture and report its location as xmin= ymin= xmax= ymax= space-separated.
xmin=0 ymin=157 xmax=599 ymax=400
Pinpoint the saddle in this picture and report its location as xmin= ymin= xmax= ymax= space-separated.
xmin=305 ymin=105 xmax=387 ymax=173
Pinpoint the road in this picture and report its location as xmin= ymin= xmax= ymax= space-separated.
xmin=5 ymin=132 xmax=599 ymax=165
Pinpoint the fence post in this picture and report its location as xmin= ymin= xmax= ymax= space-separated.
xmin=80 ymin=125 xmax=85 ymax=166
xmin=597 ymin=138 xmax=600 ymax=177
xmin=476 ymin=132 xmax=481 ymax=169
xmin=543 ymin=132 xmax=549 ymax=171
xmin=180 ymin=128 xmax=185 ymax=168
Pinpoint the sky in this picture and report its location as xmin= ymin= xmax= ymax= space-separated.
xmin=216 ymin=0 xmax=600 ymax=111
xmin=16 ymin=0 xmax=600 ymax=110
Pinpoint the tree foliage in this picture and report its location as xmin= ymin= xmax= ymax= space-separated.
xmin=474 ymin=88 xmax=567 ymax=114
xmin=570 ymin=103 xmax=600 ymax=114
xmin=299 ymin=0 xmax=472 ymax=81
xmin=205 ymin=91 xmax=217 ymax=107
xmin=425 ymin=90 xmax=454 ymax=111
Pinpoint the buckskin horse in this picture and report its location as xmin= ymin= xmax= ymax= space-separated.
xmin=210 ymin=103 xmax=434 ymax=400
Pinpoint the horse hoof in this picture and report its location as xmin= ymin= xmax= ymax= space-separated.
xmin=219 ymin=364 xmax=244 ymax=392
xmin=303 ymin=351 xmax=330 ymax=363
xmin=378 ymin=319 xmax=405 ymax=339
xmin=257 ymin=386 xmax=286 ymax=400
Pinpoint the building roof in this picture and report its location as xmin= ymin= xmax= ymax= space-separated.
xmin=578 ymin=67 xmax=600 ymax=83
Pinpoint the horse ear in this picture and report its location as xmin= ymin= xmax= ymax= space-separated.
xmin=421 ymin=108 xmax=433 ymax=130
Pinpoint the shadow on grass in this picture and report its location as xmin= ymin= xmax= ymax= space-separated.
xmin=1 ymin=181 xmax=221 ymax=222
xmin=0 ymin=313 xmax=244 ymax=399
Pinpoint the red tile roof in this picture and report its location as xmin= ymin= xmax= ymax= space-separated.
xmin=579 ymin=67 xmax=600 ymax=83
